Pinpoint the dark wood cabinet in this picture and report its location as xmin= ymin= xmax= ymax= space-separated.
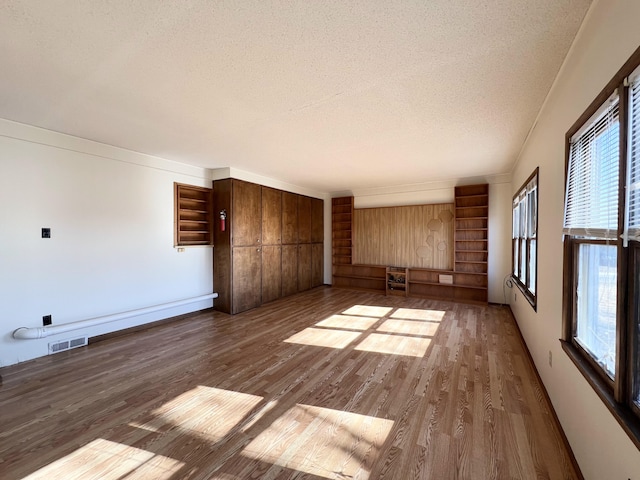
xmin=232 ymin=180 xmax=261 ymax=246
xmin=282 ymin=192 xmax=298 ymax=244
xmin=261 ymin=245 xmax=282 ymax=304
xmin=262 ymin=187 xmax=282 ymax=245
xmin=214 ymin=178 xmax=323 ymax=314
xmin=312 ymin=243 xmax=324 ymax=287
xmin=311 ymin=198 xmax=324 ymax=243
xmin=298 ymin=243 xmax=312 ymax=291
xmin=232 ymin=246 xmax=262 ymax=314
xmin=282 ymin=244 xmax=298 ymax=297
xmin=298 ymin=195 xmax=312 ymax=244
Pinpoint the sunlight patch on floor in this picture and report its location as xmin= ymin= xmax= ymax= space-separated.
xmin=142 ymin=386 xmax=263 ymax=442
xmin=341 ymin=305 xmax=393 ymax=317
xmin=284 ymin=327 xmax=361 ymax=349
xmin=355 ymin=333 xmax=431 ymax=357
xmin=315 ymin=314 xmax=379 ymax=330
xmin=21 ymin=439 xmax=184 ymax=480
xmin=390 ymin=308 xmax=445 ymax=322
xmin=376 ymin=319 xmax=440 ymax=336
xmin=242 ymin=403 xmax=393 ymax=480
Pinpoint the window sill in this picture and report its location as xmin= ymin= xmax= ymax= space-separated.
xmin=512 ymin=277 xmax=537 ymax=311
xmin=560 ymin=340 xmax=640 ymax=450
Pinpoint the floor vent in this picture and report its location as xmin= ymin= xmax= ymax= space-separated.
xmin=49 ymin=336 xmax=88 ymax=354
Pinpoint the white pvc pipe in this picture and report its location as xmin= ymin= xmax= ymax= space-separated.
xmin=12 ymin=293 xmax=218 ymax=340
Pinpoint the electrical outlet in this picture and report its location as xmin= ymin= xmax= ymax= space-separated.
xmin=548 ymin=350 xmax=552 ymax=367
xmin=43 ymin=315 xmax=52 ymax=326
xmin=41 ymin=227 xmax=51 ymax=238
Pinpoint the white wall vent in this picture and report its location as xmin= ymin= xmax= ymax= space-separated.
xmin=48 ymin=336 xmax=88 ymax=354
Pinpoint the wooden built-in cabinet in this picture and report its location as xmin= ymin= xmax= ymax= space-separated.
xmin=331 ymin=186 xmax=489 ymax=304
xmin=214 ymin=178 xmax=324 ymax=314
xmin=298 ymin=243 xmax=312 ymax=291
xmin=332 ymin=264 xmax=386 ymax=292
xmin=282 ymin=192 xmax=299 ymax=245
xmin=281 ymin=244 xmax=299 ymax=297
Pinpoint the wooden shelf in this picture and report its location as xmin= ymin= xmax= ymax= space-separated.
xmin=332 ymin=197 xmax=354 ymax=266
xmin=453 ymin=184 xmax=489 ymax=304
xmin=174 ymin=183 xmax=213 ymax=247
xmin=329 ymin=184 xmax=489 ymax=305
xmin=386 ymin=267 xmax=407 ymax=296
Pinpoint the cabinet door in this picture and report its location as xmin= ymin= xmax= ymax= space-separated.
xmin=311 ymin=243 xmax=323 ymax=287
xmin=282 ymin=192 xmax=298 ymax=244
xmin=262 ymin=187 xmax=282 ymax=245
xmin=298 ymin=243 xmax=312 ymax=292
xmin=262 ymin=245 xmax=282 ymax=304
xmin=232 ymin=246 xmax=262 ymax=314
xmin=298 ymin=195 xmax=312 ymax=244
xmin=282 ymin=244 xmax=298 ymax=297
xmin=232 ymin=180 xmax=261 ymax=246
xmin=311 ymin=197 xmax=324 ymax=243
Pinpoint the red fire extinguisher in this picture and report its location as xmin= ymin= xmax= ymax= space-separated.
xmin=220 ymin=209 xmax=227 ymax=232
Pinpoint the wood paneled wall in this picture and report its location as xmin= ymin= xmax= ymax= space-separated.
xmin=353 ymin=203 xmax=454 ymax=269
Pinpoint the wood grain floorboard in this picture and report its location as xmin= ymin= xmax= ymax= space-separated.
xmin=0 ymin=287 xmax=579 ymax=479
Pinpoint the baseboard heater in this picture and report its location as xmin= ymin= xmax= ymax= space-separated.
xmin=12 ymin=293 xmax=218 ymax=340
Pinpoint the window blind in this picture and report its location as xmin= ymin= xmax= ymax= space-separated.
xmin=563 ymin=94 xmax=620 ymax=239
xmin=623 ymin=69 xmax=640 ymax=245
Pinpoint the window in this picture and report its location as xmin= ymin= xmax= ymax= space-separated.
xmin=562 ymin=47 xmax=640 ymax=448
xmin=174 ymin=183 xmax=213 ymax=246
xmin=512 ymin=168 xmax=538 ymax=309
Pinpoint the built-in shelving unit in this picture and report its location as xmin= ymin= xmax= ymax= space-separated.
xmin=332 ymin=197 xmax=354 ymax=266
xmin=386 ymin=267 xmax=407 ymax=296
xmin=453 ymin=184 xmax=489 ymax=303
xmin=332 ymin=264 xmax=386 ymax=292
xmin=330 ymin=187 xmax=489 ymax=305
xmin=407 ymin=269 xmax=455 ymax=300
xmin=174 ymin=183 xmax=213 ymax=246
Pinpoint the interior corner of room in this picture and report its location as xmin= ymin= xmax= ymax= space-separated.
xmin=1 ymin=1 xmax=640 ymax=478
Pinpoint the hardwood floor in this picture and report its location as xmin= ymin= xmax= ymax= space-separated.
xmin=0 ymin=287 xmax=579 ymax=479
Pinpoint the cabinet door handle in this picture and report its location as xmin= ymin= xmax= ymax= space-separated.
xmin=257 ymin=248 xmax=261 ymax=252
xmin=257 ymin=239 xmax=261 ymax=244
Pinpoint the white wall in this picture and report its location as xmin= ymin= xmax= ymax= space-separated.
xmin=335 ymin=174 xmax=512 ymax=304
xmin=509 ymin=0 xmax=640 ymax=477
xmin=0 ymin=120 xmax=214 ymax=367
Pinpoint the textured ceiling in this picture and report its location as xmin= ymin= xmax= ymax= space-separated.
xmin=0 ymin=1 xmax=592 ymax=193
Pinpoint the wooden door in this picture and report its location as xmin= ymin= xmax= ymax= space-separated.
xmin=297 ymin=243 xmax=312 ymax=292
xmin=298 ymin=195 xmax=312 ymax=244
xmin=232 ymin=180 xmax=261 ymax=246
xmin=311 ymin=243 xmax=323 ymax=287
xmin=261 ymin=245 xmax=282 ymax=304
xmin=311 ymin=197 xmax=324 ymax=243
xmin=281 ymin=244 xmax=298 ymax=297
xmin=282 ymin=192 xmax=298 ymax=244
xmin=232 ymin=246 xmax=262 ymax=314
xmin=262 ymin=187 xmax=282 ymax=245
